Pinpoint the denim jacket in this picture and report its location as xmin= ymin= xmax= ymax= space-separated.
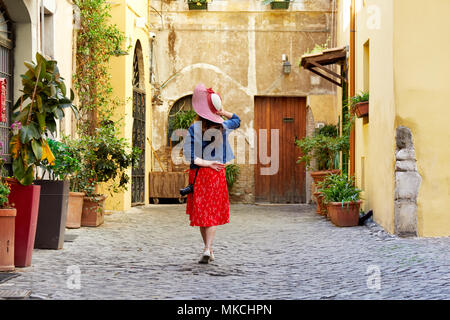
xmin=183 ymin=113 xmax=241 ymax=169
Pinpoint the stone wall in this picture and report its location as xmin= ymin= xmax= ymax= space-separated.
xmin=149 ymin=0 xmax=337 ymax=203
xmin=394 ymin=126 xmax=421 ymax=237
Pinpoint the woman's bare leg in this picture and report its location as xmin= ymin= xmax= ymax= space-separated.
xmin=200 ymin=227 xmax=207 ymax=249
xmin=205 ymin=226 xmax=217 ymax=250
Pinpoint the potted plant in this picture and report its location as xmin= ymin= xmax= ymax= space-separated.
xmin=8 ymin=53 xmax=75 ymax=265
xmin=318 ymin=174 xmax=362 ymax=227
xmin=73 ymin=121 xmax=140 ymax=227
xmin=33 ymin=138 xmax=80 ymax=248
xmin=295 ymin=124 xmax=343 ymax=214
xmin=0 ymin=154 xmax=16 ymax=272
xmin=263 ymin=0 xmax=291 ymax=10
xmin=350 ymin=91 xmax=369 ymax=118
xmin=187 ymin=0 xmax=211 ymax=10
xmin=53 ymin=138 xmax=85 ymax=229
xmin=225 ymin=164 xmax=240 ymax=192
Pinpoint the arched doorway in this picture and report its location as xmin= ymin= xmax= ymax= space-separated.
xmin=132 ymin=41 xmax=146 ymax=205
xmin=0 ymin=2 xmax=14 ymax=173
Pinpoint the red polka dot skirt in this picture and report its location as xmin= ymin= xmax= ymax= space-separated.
xmin=186 ymin=167 xmax=230 ymax=227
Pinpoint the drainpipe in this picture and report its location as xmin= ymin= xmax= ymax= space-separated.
xmin=349 ymin=0 xmax=356 ymax=176
xmin=41 ymin=0 xmax=45 ymax=55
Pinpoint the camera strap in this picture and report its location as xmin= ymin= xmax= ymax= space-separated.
xmin=192 ymin=167 xmax=200 ymax=185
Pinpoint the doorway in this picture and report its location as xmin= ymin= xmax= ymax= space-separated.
xmin=254 ymin=97 xmax=307 ymax=203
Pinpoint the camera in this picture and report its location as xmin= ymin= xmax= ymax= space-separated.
xmin=179 ymin=184 xmax=194 ymax=196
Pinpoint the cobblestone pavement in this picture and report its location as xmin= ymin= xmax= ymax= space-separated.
xmin=3 ymin=204 xmax=450 ymax=300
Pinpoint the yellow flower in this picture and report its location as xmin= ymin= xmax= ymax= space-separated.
xmin=41 ymin=139 xmax=56 ymax=165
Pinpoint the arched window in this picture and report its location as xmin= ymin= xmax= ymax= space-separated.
xmin=167 ymin=95 xmax=194 ymax=146
xmin=132 ymin=41 xmax=146 ymax=205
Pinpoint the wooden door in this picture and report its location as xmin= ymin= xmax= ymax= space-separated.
xmin=254 ymin=97 xmax=307 ymax=203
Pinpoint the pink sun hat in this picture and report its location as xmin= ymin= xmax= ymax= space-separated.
xmin=192 ymin=83 xmax=224 ymax=124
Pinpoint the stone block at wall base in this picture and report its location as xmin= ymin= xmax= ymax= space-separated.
xmin=395 ymin=200 xmax=418 ymax=237
xmin=395 ymin=171 xmax=422 ymax=200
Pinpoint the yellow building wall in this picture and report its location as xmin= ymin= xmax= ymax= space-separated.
xmin=393 ymin=0 xmax=450 ymax=236
xmin=336 ymin=0 xmax=450 ymax=237
xmin=337 ymin=0 xmax=396 ymax=233
xmin=101 ymin=0 xmax=152 ymax=212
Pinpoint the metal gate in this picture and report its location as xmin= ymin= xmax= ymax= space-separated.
xmin=0 ymin=9 xmax=13 ymax=173
xmin=131 ymin=49 xmax=145 ymax=205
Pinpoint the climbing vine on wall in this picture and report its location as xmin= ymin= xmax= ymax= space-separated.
xmin=73 ymin=0 xmax=127 ymax=135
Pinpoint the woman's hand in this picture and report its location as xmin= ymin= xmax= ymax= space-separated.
xmin=216 ymin=109 xmax=233 ymax=119
xmin=194 ymin=158 xmax=225 ymax=171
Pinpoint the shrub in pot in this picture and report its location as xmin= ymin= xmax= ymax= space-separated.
xmin=0 ymin=156 xmax=16 ymax=271
xmin=8 ymin=53 xmax=76 ymax=264
xmin=318 ymin=174 xmax=362 ymax=227
xmin=295 ymin=123 xmax=347 ymax=214
xmin=350 ymin=91 xmax=369 ymax=118
xmin=69 ymin=122 xmax=141 ymax=227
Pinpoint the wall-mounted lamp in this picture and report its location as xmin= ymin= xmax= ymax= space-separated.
xmin=282 ymin=54 xmax=291 ymax=75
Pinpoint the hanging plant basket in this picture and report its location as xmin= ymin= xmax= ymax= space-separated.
xmin=188 ymin=1 xmax=208 ymax=10
xmin=354 ymin=101 xmax=369 ymax=118
xmin=270 ymin=1 xmax=290 ymax=10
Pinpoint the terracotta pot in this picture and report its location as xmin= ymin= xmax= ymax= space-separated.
xmin=33 ymin=180 xmax=69 ymax=249
xmin=354 ymin=101 xmax=369 ymax=118
xmin=0 ymin=208 xmax=16 ymax=272
xmin=327 ymin=201 xmax=362 ymax=227
xmin=6 ymin=178 xmax=41 ymax=267
xmin=66 ymin=192 xmax=85 ymax=229
xmin=81 ymin=195 xmax=106 ymax=227
xmin=310 ymin=169 xmax=341 ymax=185
xmin=313 ymin=192 xmax=326 ymax=216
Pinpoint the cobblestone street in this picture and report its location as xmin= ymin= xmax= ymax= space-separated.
xmin=3 ymin=204 xmax=450 ymax=300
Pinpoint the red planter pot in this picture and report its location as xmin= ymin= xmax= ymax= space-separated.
xmin=6 ymin=178 xmax=41 ymax=267
xmin=354 ymin=101 xmax=369 ymax=118
xmin=0 ymin=208 xmax=16 ymax=272
xmin=327 ymin=201 xmax=362 ymax=227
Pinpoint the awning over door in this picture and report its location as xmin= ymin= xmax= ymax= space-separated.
xmin=300 ymin=46 xmax=348 ymax=87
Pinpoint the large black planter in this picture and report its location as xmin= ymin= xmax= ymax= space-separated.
xmin=33 ymin=180 xmax=69 ymax=249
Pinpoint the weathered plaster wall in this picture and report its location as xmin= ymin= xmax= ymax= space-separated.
xmin=150 ymin=0 xmax=337 ymax=203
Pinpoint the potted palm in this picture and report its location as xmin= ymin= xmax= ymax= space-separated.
xmin=0 ymin=155 xmax=16 ymax=271
xmin=8 ymin=53 xmax=75 ymax=265
xmin=318 ymin=174 xmax=362 ymax=227
xmin=73 ymin=121 xmax=140 ymax=227
xmin=350 ymin=91 xmax=369 ymax=118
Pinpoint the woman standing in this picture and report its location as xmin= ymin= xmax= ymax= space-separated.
xmin=183 ymin=83 xmax=240 ymax=264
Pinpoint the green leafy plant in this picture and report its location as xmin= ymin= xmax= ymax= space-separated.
xmin=295 ymin=114 xmax=354 ymax=171
xmin=225 ymin=164 xmax=240 ymax=191
xmin=349 ymin=91 xmax=369 ymax=112
xmin=169 ymin=110 xmax=197 ymax=131
xmin=187 ymin=0 xmax=211 ymax=4
xmin=40 ymin=138 xmax=81 ymax=181
xmin=9 ymin=53 xmax=76 ymax=185
xmin=67 ymin=122 xmax=141 ymax=198
xmin=263 ymin=0 xmax=290 ymax=4
xmin=74 ymin=0 xmax=127 ymax=135
xmin=317 ymin=174 xmax=362 ymax=204
xmin=0 ymin=151 xmax=10 ymax=208
xmin=299 ymin=36 xmax=331 ymax=68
